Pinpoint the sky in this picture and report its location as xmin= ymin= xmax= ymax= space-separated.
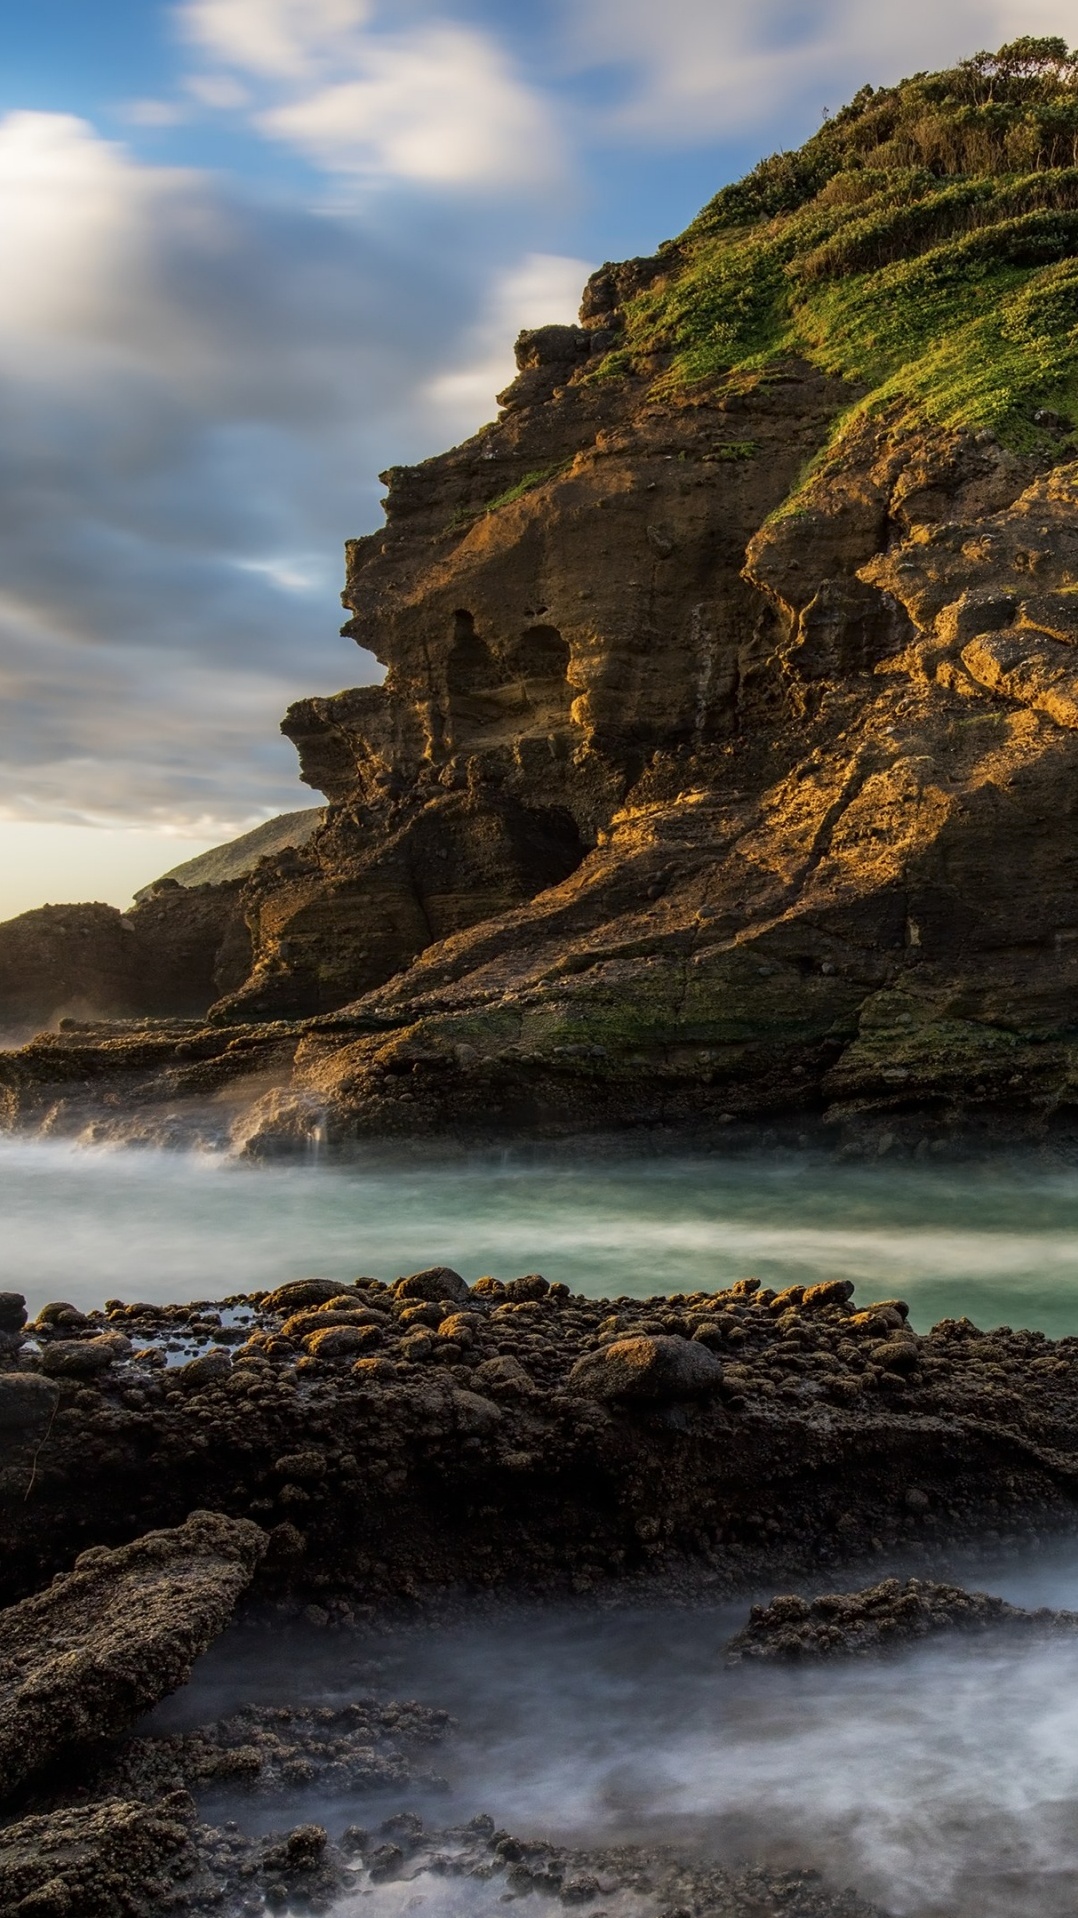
xmin=1 ymin=0 xmax=1076 ymax=915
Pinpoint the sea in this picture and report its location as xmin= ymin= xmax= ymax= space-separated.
xmin=13 ymin=1131 xmax=1078 ymax=1916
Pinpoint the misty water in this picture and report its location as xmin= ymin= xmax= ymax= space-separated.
xmin=9 ymin=1132 xmax=1078 ymax=1333
xmin=17 ymin=1131 xmax=1078 ymax=1914
xmin=157 ymin=1539 xmax=1078 ymax=1918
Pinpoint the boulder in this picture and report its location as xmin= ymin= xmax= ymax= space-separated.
xmin=724 ymin=1576 xmax=1078 ymax=1662
xmin=264 ymin=1278 xmax=351 ymax=1313
xmin=280 ymin=1305 xmax=388 ymax=1340
xmin=393 ymin=1266 xmax=470 ymax=1305
xmin=39 ymin=1336 xmax=121 ymax=1379
xmin=0 ymin=1796 xmax=196 ymax=1918
xmin=35 ymin=1301 xmax=90 ymax=1330
xmin=0 ymin=1509 xmax=266 ymax=1801
xmin=176 ymin=1349 xmax=232 ymax=1386
xmin=303 ymin=1324 xmax=378 ymax=1358
xmin=569 ymin=1334 xmax=724 ymax=1402
xmin=474 ymin=1354 xmax=531 ymax=1392
xmin=0 ymin=1371 xmax=59 ymax=1433
xmin=0 ymin=1293 xmax=27 ymax=1334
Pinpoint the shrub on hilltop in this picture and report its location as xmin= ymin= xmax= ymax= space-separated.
xmin=599 ymin=40 xmax=1078 ymax=451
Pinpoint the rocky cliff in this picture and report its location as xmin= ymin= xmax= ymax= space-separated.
xmin=7 ymin=39 xmax=1078 ymax=1151
xmin=0 ymin=811 xmax=322 ymax=1038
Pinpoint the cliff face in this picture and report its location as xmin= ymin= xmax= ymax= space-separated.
xmin=7 ymin=41 xmax=1078 ymax=1150
xmin=0 ymin=885 xmax=250 ymax=1039
xmin=219 ymin=330 xmax=853 ymax=1022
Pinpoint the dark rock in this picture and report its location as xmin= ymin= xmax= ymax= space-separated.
xmin=0 ymin=1509 xmax=266 ymax=1800
xmin=0 ymin=1371 xmax=58 ymax=1431
xmin=40 ymin=1336 xmax=119 ymax=1379
xmin=36 ymin=1301 xmax=89 ymax=1329
xmin=0 ymin=1795 xmax=196 ymax=1918
xmin=394 ymin=1266 xmax=470 ymax=1305
xmin=569 ymin=1334 xmax=723 ymax=1402
xmin=725 ymin=1576 xmax=1078 ymax=1661
xmin=303 ymin=1324 xmax=376 ymax=1358
xmin=264 ymin=1278 xmax=350 ymax=1313
xmin=175 ymin=1349 xmax=232 ymax=1386
xmin=0 ymin=1293 xmax=27 ymax=1334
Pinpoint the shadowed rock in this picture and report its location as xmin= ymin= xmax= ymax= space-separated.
xmin=0 ymin=1509 xmax=266 ymax=1802
xmin=725 ymin=1575 xmax=1078 ymax=1661
xmin=0 ymin=1796 xmax=197 ymax=1918
xmin=569 ymin=1333 xmax=724 ymax=1402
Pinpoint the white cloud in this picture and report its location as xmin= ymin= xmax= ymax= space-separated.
xmin=0 ymin=108 xmax=585 ymax=832
xmin=180 ymin=0 xmax=373 ymax=79
xmin=119 ymin=98 xmax=190 ymax=128
xmin=425 ymin=251 xmax=592 ymax=439
xmin=258 ymin=24 xmax=557 ymax=188
xmin=176 ymin=0 xmax=562 ymax=191
xmin=566 ymin=0 xmax=1078 ymax=141
xmin=183 ymin=72 xmax=251 ymax=110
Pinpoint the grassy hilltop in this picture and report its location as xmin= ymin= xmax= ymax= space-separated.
xmin=599 ymin=38 xmax=1078 ymax=454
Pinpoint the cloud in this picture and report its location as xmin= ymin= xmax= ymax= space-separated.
xmin=424 ymin=251 xmax=592 ymax=439
xmin=180 ymin=0 xmax=374 ymax=80
xmin=0 ymin=109 xmax=589 ymax=831
xmin=178 ymin=0 xmax=562 ymax=191
xmin=119 ymin=99 xmax=191 ymax=128
xmin=565 ymin=0 xmax=1078 ymax=142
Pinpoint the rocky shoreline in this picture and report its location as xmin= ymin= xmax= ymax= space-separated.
xmin=6 ymin=1264 xmax=1078 ymax=1913
xmin=7 ymin=1267 xmax=1078 ymax=1606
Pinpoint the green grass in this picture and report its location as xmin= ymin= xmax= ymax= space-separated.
xmin=597 ymin=39 xmax=1078 ymax=457
xmin=447 ymin=462 xmax=570 ymax=533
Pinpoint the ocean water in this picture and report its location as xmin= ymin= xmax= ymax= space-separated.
xmin=157 ymin=1536 xmax=1078 ymax=1918
xmin=16 ymin=1129 xmax=1078 ymax=1913
xmin=5 ymin=1134 xmax=1078 ymax=1331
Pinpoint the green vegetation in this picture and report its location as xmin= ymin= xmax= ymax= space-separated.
xmin=448 ymin=462 xmax=570 ymax=533
xmin=600 ymin=40 xmax=1078 ymax=450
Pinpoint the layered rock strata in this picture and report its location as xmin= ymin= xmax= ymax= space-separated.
xmin=8 ymin=48 xmax=1078 ymax=1140
xmin=0 ymin=884 xmax=250 ymax=1038
xmin=6 ymin=342 xmax=1078 ymax=1147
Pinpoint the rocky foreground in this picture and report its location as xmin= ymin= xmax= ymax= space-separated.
xmin=6 ymin=1267 xmax=1078 ymax=1914
xmin=6 ymin=1268 xmax=1078 ymax=1607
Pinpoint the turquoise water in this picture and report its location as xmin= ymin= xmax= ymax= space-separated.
xmin=5 ymin=1135 xmax=1078 ymax=1332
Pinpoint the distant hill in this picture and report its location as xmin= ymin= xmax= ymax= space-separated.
xmin=135 ymin=808 xmax=324 ymax=899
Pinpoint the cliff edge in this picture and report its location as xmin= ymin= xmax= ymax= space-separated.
xmin=7 ymin=39 xmax=1078 ymax=1152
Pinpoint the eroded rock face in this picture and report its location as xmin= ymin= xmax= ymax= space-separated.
xmin=0 ymin=882 xmax=250 ymax=1037
xmin=10 ymin=259 xmax=1078 ymax=1142
xmin=0 ymin=1509 xmax=266 ymax=1801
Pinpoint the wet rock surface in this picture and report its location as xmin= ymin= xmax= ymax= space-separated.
xmin=101 ymin=1697 xmax=453 ymax=1800
xmin=0 ymin=1510 xmax=266 ymax=1799
xmin=0 ymin=1803 xmax=885 ymax=1918
xmin=725 ymin=1574 xmax=1078 ymax=1660
xmin=4 ymin=1272 xmax=1078 ymax=1610
xmin=2 ymin=1270 xmax=1075 ymax=1918
xmin=0 ymin=1794 xmax=202 ymax=1918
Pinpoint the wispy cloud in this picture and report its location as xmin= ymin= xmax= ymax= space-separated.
xmin=177 ymin=0 xmax=563 ymax=190
xmin=0 ymin=103 xmax=585 ymax=830
xmin=564 ymin=0 xmax=1078 ymax=141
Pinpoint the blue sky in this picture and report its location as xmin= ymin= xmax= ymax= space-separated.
xmin=0 ymin=0 xmax=1073 ymax=913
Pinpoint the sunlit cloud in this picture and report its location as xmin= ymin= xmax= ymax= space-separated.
xmin=424 ymin=251 xmax=591 ymax=440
